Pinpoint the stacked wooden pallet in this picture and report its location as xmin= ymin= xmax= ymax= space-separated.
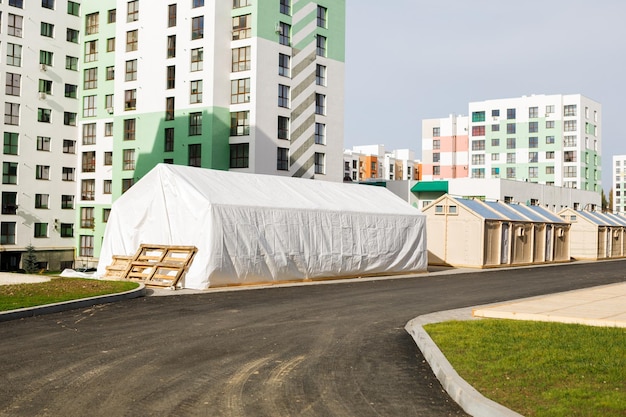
xmin=104 ymin=244 xmax=197 ymax=288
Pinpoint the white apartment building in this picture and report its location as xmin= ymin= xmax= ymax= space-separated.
xmin=343 ymin=145 xmax=420 ymax=182
xmin=421 ymin=114 xmax=469 ymax=181
xmin=1 ymin=0 xmax=80 ymax=271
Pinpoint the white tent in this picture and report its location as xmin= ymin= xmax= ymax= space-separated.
xmin=97 ymin=164 xmax=427 ymax=289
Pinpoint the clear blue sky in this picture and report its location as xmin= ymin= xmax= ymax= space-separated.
xmin=344 ymin=0 xmax=626 ymax=192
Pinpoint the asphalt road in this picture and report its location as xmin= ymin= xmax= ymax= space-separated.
xmin=1 ymin=260 xmax=624 ymax=417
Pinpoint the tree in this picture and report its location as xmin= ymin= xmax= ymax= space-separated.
xmin=601 ymin=189 xmax=610 ymax=212
xmin=22 ymin=244 xmax=39 ymax=274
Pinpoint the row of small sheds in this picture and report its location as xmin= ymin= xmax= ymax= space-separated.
xmin=423 ymin=194 xmax=626 ymax=268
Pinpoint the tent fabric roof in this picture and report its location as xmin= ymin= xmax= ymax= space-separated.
xmin=411 ymin=181 xmax=449 ymax=193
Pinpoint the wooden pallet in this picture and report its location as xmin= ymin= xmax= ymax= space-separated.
xmin=104 ymin=245 xmax=197 ymax=288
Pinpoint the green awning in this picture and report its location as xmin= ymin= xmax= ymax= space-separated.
xmin=411 ymin=181 xmax=449 ymax=193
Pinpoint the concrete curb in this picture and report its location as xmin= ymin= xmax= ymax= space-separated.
xmin=0 ymin=283 xmax=146 ymax=322
xmin=405 ymin=308 xmax=524 ymax=417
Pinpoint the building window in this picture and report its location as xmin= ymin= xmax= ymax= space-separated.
xmin=506 ymin=123 xmax=516 ymax=134
xmin=65 ymin=83 xmax=78 ymax=98
xmin=125 ymin=59 xmax=137 ymax=81
xmin=1 ymin=192 xmax=17 ymax=215
xmin=168 ymin=4 xmax=177 ymax=27
xmin=230 ymin=111 xmax=250 ymax=136
xmin=491 ymin=153 xmax=499 ymax=161
xmin=564 ymin=104 xmax=577 ymax=117
xmin=546 ymin=151 xmax=554 ymax=160
xmin=564 ymin=120 xmax=577 ymax=132
xmin=79 ymin=235 xmax=94 ymax=257
xmin=472 ymin=111 xmax=485 ymax=122
xmin=37 ymin=136 xmax=50 ymax=151
xmin=62 ymin=167 xmax=75 ymax=181
xmin=529 ymin=107 xmax=538 ymax=118
xmin=317 ymin=5 xmax=327 ymax=28
xmin=60 ymin=223 xmax=74 ymax=238
xmin=122 ymin=178 xmax=135 ymax=193
xmin=164 ymin=128 xmax=174 ymax=151
xmin=278 ymin=22 xmax=290 ymax=45
xmin=433 ymin=166 xmax=440 ymax=176
xmin=233 ymin=15 xmax=251 ymax=40
xmin=230 ymin=143 xmax=249 ymax=168
xmin=165 ymin=97 xmax=175 ymax=120
xmin=2 ymin=162 xmax=18 ymax=184
xmin=189 ymin=112 xmax=202 ymax=136
xmin=84 ymin=40 xmax=98 ymax=62
xmin=82 ymin=123 xmax=96 ymax=145
xmin=546 ymin=120 xmax=555 ymax=129
xmin=491 ymin=138 xmax=500 ymax=146
xmin=471 ymin=126 xmax=485 ymax=136
xmin=529 ymin=136 xmax=538 ymax=148
xmin=192 ymin=16 xmax=204 ymax=40
xmin=188 ymin=144 xmax=201 ymax=167
xmin=65 ymin=112 xmax=78 ymax=126
xmin=471 ymin=168 xmax=485 ymax=179
xmin=106 ymin=38 xmax=115 ymax=52
xmin=278 ymin=116 xmax=289 ymax=140
xmin=564 ymin=135 xmax=577 ymax=147
xmin=105 ymin=94 xmax=114 ymax=111
xmin=103 ymin=208 xmax=111 ymax=223
xmin=127 ymin=0 xmax=139 ymax=22
xmin=191 ymin=47 xmax=203 ymax=71
xmin=491 ymin=167 xmax=500 ymax=177
xmin=314 ymin=152 xmax=325 ymax=174
xmin=564 ymin=166 xmax=577 ymax=178
xmin=83 ymin=95 xmax=96 ymax=117
xmin=4 ymin=103 xmax=20 ymax=125
xmin=193 ymin=0 xmax=204 ymax=8
xmin=472 ymin=140 xmax=485 ymax=151
xmin=278 ymin=84 xmax=290 ymax=108
xmin=61 ymin=195 xmax=74 ymax=209
xmin=433 ymin=153 xmax=440 ymax=163
xmin=104 ymin=152 xmax=113 ymax=165
xmin=126 ymin=30 xmax=138 ymax=52
xmin=108 ymin=8 xmax=116 ymax=23
xmin=279 ymin=54 xmax=290 ymax=77
xmin=432 ymin=127 xmax=440 ymax=137
xmin=39 ymin=51 xmax=54 ymax=67
xmin=4 ymin=133 xmax=19 ymax=155
xmin=8 ymin=14 xmax=23 ymax=37
xmin=277 ymin=147 xmax=289 ymax=171
xmin=230 ymin=79 xmax=249 ymax=104
xmin=124 ymin=119 xmax=136 ymax=141
xmin=38 ymin=108 xmax=52 ymax=123
xmin=315 ymin=123 xmax=325 ymax=145
xmin=316 ymin=64 xmax=326 ymax=86
xmin=433 ymin=139 xmax=440 ymax=150
xmin=41 ymin=22 xmax=55 ymax=38
xmin=36 ymin=165 xmax=50 ymax=180
xmin=82 ymin=151 xmax=96 ymax=172
xmin=529 ymin=152 xmax=538 ymax=163
xmin=165 ymin=35 xmax=177 ymax=58
xmin=546 ymin=135 xmax=555 ymax=144
xmin=42 ymin=0 xmax=55 ymax=9
xmin=316 ymin=35 xmax=327 ymax=57
xmin=66 ymin=56 xmax=78 ymax=70
xmin=66 ymin=28 xmax=79 ymax=43
xmin=84 ymin=68 xmax=97 ymax=89
xmin=492 ymin=124 xmax=500 ymax=132
xmin=232 ymin=46 xmax=251 ymax=72
xmin=105 ymin=122 xmax=113 ymax=136
xmin=564 ymin=151 xmax=577 ymax=162
xmin=315 ymin=93 xmax=326 ymax=115
xmin=67 ymin=1 xmax=79 ymax=15
xmin=471 ymin=154 xmax=485 ymax=165
xmin=123 ymin=149 xmax=135 ymax=170
xmin=166 ymin=65 xmax=176 ymax=89
xmin=63 ymin=140 xmax=75 ymax=154
xmin=7 ymin=44 xmax=22 ymax=67
xmin=507 ymin=108 xmax=516 ymax=119
xmin=506 ymin=167 xmax=516 ymax=179
xmin=125 ymin=89 xmax=137 ymax=110
xmin=9 ymin=0 xmax=24 ymax=7
xmin=0 ymin=222 xmax=16 ymax=245
xmin=546 ymin=166 xmax=555 ymax=174
xmin=280 ymin=0 xmax=290 ymax=15
xmin=529 ymin=121 xmax=538 ymax=133
xmin=189 ymin=80 xmax=203 ymax=104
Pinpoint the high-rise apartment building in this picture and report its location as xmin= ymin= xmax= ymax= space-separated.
xmin=421 ymin=114 xmax=468 ymax=181
xmin=0 ymin=0 xmax=346 ymax=271
xmin=422 ymin=94 xmax=602 ymax=191
xmin=0 ymin=0 xmax=80 ymax=271
xmin=612 ymin=155 xmax=626 ymax=214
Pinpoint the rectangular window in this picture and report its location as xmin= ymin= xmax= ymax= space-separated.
xmin=1 ymin=192 xmax=18 ymax=215
xmin=189 ymin=112 xmax=202 ymax=136
xmin=165 ymin=97 xmax=175 ymax=120
xmin=230 ymin=143 xmax=249 ymax=168
xmin=193 ymin=0 xmax=204 ymax=7
xmin=4 ymin=72 xmax=20 ymax=96
xmin=433 ymin=139 xmax=440 ymax=149
xmin=37 ymin=136 xmax=50 ymax=151
xmin=507 ymin=108 xmax=516 ymax=119
xmin=491 ymin=167 xmax=500 ymax=177
xmin=471 ymin=126 xmax=485 ymax=136
xmin=80 ymin=208 xmax=94 ymax=228
xmin=41 ymin=22 xmax=55 ymax=37
xmin=278 ymin=116 xmax=289 ymax=140
xmin=126 ymin=59 xmax=137 ymax=81
xmin=168 ymin=4 xmax=177 ymax=27
xmin=280 ymin=0 xmax=290 ymax=15
xmin=230 ymin=111 xmax=250 ymax=136
xmin=491 ymin=138 xmax=500 ymax=146
xmin=67 ymin=28 xmax=79 ymax=43
xmin=528 ymin=107 xmax=538 ymax=118
xmin=564 ymin=166 xmax=577 ymax=178
xmin=564 ymin=151 xmax=577 ymax=162
xmin=190 ymin=80 xmax=203 ymax=104
xmin=546 ymin=120 xmax=555 ymax=129
xmin=105 ymin=122 xmax=113 ymax=136
xmin=2 ymin=162 xmax=18 ymax=184
xmin=84 ymin=68 xmax=97 ymax=89
xmin=103 ymin=180 xmax=112 ymax=194
xmin=9 ymin=0 xmax=24 ymax=8
xmin=65 ymin=83 xmax=77 ymax=98
xmin=564 ymin=120 xmax=577 ymax=132
xmin=67 ymin=1 xmax=80 ymax=16
xmin=191 ymin=47 xmax=203 ymax=71
xmin=192 ymin=16 xmax=204 ymax=40
xmin=0 ymin=222 xmax=16 ymax=245
xmin=42 ymin=0 xmax=54 ymax=9
xmin=546 ymin=166 xmax=555 ymax=174
xmin=126 ymin=30 xmax=138 ymax=52
xmin=63 ymin=140 xmax=75 ymax=154
xmin=107 ymin=38 xmax=115 ymax=52
xmin=164 ymin=128 xmax=174 ymax=151
xmin=105 ymin=94 xmax=114 ymax=111
xmin=433 ymin=127 xmax=440 ymax=137
xmin=546 ymin=151 xmax=554 ymax=160
xmin=471 ymin=111 xmax=485 ymax=122
xmin=277 ymin=147 xmax=289 ymax=171
xmin=60 ymin=223 xmax=74 ymax=238
xmin=66 ymin=56 xmax=78 ymax=70
xmin=233 ymin=15 xmax=251 ymax=40
xmin=506 ymin=153 xmax=516 ymax=163
xmin=104 ymin=151 xmax=113 ymax=165
xmin=127 ymin=0 xmax=139 ymax=22
xmin=316 ymin=35 xmax=327 ymax=57
xmin=315 ymin=93 xmax=326 ymax=115
xmin=125 ymin=89 xmax=137 ymax=110
xmin=79 ymin=236 xmax=94 ymax=257
xmin=7 ymin=44 xmax=22 ymax=67
xmin=528 ymin=167 xmax=538 ymax=179
xmin=83 ymin=95 xmax=96 ymax=117
xmin=40 ymin=50 xmax=54 ymax=66
xmin=4 ymin=103 xmax=20 ymax=125
xmin=564 ymin=104 xmax=577 ymax=117
xmin=230 ymin=79 xmax=249 ymax=104
xmin=506 ymin=123 xmax=516 ymax=134
xmin=123 ymin=149 xmax=135 ymax=170
xmin=188 ymin=144 xmax=201 ymax=167
xmin=564 ymin=135 xmax=577 ymax=147
xmin=3 ymin=133 xmax=19 ymax=155
xmin=36 ymin=165 xmax=50 ymax=180
xmin=124 ymin=119 xmax=136 ymax=141
xmin=279 ymin=54 xmax=290 ymax=77
xmin=83 ymin=123 xmax=96 ymax=145
xmin=65 ymin=112 xmax=78 ymax=126
xmin=506 ymin=138 xmax=516 ymax=149
xmin=317 ymin=5 xmax=327 ymax=28
xmin=471 ymin=168 xmax=485 ymax=179
xmin=8 ymin=14 xmax=23 ymax=37
xmin=529 ymin=121 xmax=538 ymax=133
xmin=491 ymin=124 xmax=500 ymax=132
xmin=315 ymin=123 xmax=325 ymax=145
xmin=62 ymin=167 xmax=75 ymax=181
xmin=278 ymin=22 xmax=290 ymax=45
xmin=84 ymin=40 xmax=98 ymax=62
xmin=506 ymin=167 xmax=516 ymax=179
xmin=529 ymin=136 xmax=538 ymax=148
xmin=472 ymin=140 xmax=485 ymax=151
xmin=61 ymin=195 xmax=74 ymax=209
xmin=471 ymin=154 xmax=485 ymax=165
xmin=433 ymin=153 xmax=440 ymax=163
xmin=108 ymin=9 xmax=117 ymax=23
xmin=314 ymin=152 xmax=325 ymax=174
xmin=34 ymin=223 xmax=48 ymax=238
xmin=167 ymin=35 xmax=176 ymax=58
xmin=103 ymin=208 xmax=111 ymax=223
xmin=529 ymin=152 xmax=538 ymax=163
xmin=166 ymin=65 xmax=175 ymax=89
xmin=316 ymin=64 xmax=326 ymax=86
xmin=546 ymin=135 xmax=555 ymax=144
xmin=278 ymin=84 xmax=290 ymax=108
xmin=82 ymin=151 xmax=96 ymax=172
xmin=38 ymin=108 xmax=52 ymax=123
xmin=122 ymin=178 xmax=134 ymax=193
xmin=232 ymin=46 xmax=251 ymax=72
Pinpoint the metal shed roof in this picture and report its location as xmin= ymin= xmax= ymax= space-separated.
xmin=481 ymin=201 xmax=528 ymax=221
xmin=456 ymin=199 xmax=505 ymax=220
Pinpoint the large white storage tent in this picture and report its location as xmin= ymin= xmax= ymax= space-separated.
xmin=97 ymin=164 xmax=427 ymax=289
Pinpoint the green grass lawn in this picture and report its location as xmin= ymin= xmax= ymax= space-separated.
xmin=0 ymin=278 xmax=139 ymax=311
xmin=424 ymin=320 xmax=626 ymax=417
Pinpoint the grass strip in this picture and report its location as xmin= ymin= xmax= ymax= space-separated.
xmin=424 ymin=319 xmax=626 ymax=417
xmin=0 ymin=278 xmax=139 ymax=311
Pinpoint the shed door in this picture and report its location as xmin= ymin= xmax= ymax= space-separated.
xmin=500 ymin=223 xmax=510 ymax=264
xmin=545 ymin=225 xmax=553 ymax=262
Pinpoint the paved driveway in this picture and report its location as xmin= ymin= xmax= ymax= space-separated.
xmin=1 ymin=261 xmax=624 ymax=417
